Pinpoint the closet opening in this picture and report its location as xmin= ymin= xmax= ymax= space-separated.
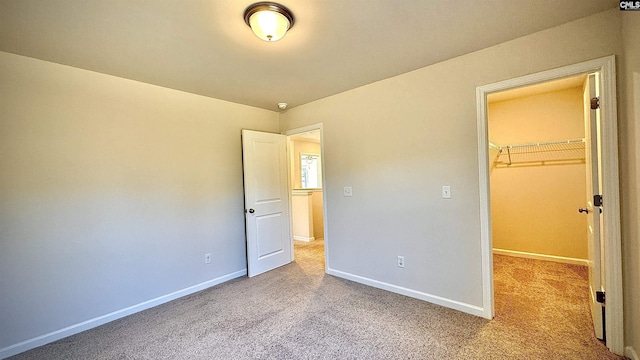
xmin=487 ymin=73 xmax=606 ymax=343
xmin=286 ymin=126 xmax=327 ymax=271
xmin=476 ymin=56 xmax=623 ymax=354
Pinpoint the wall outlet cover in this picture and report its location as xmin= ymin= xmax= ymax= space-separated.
xmin=442 ymin=185 xmax=451 ymax=199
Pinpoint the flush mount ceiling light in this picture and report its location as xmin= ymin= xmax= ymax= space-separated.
xmin=243 ymin=2 xmax=294 ymax=42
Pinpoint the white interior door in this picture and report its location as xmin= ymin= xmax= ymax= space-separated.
xmin=242 ymin=130 xmax=293 ymax=277
xmin=583 ymin=73 xmax=604 ymax=340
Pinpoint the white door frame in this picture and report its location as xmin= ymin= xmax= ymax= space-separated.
xmin=284 ymin=123 xmax=329 ymax=272
xmin=475 ymin=55 xmax=623 ymax=354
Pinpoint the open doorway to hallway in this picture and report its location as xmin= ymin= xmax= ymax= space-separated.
xmin=287 ymin=129 xmax=326 ymax=268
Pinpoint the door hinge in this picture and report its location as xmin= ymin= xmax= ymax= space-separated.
xmin=594 ymin=194 xmax=603 ymax=207
xmin=596 ymin=291 xmax=605 ymax=304
xmin=591 ymin=97 xmax=600 ymax=110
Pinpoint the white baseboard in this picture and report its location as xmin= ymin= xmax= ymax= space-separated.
xmin=626 ymin=346 xmax=640 ymax=360
xmin=0 ymin=269 xmax=247 ymax=360
xmin=293 ymin=235 xmax=315 ymax=242
xmin=493 ymin=248 xmax=588 ymax=266
xmin=326 ymin=268 xmax=486 ymax=318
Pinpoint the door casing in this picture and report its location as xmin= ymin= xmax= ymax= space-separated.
xmin=475 ymin=56 xmax=623 ymax=354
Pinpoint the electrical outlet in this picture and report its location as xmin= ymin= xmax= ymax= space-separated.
xmin=397 ymin=256 xmax=405 ymax=268
xmin=204 ymin=253 xmax=212 ymax=264
xmin=343 ymin=186 xmax=353 ymax=197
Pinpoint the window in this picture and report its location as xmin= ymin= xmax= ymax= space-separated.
xmin=301 ymin=154 xmax=320 ymax=188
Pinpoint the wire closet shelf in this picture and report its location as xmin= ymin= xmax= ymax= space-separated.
xmin=490 ymin=138 xmax=586 ymax=166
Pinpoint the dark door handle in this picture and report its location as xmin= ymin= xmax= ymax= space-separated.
xmin=248 ymin=208 xmax=255 ymax=214
xmin=578 ymin=208 xmax=589 ymax=214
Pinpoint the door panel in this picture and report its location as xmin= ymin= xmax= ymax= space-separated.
xmin=253 ymin=141 xmax=281 ymax=202
xmin=583 ymin=73 xmax=604 ymax=340
xmin=256 ymin=213 xmax=285 ymax=258
xmin=242 ymin=130 xmax=292 ymax=277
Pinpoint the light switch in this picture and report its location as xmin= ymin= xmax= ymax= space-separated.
xmin=442 ymin=186 xmax=451 ymax=199
xmin=343 ymin=186 xmax=353 ymax=197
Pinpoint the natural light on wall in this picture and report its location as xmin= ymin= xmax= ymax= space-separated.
xmin=243 ymin=2 xmax=294 ymax=42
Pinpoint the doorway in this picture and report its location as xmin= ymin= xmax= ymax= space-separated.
xmin=285 ymin=124 xmax=328 ymax=271
xmin=487 ymin=74 xmax=603 ymax=342
xmin=488 ymin=75 xmax=588 ymax=267
xmin=476 ymin=56 xmax=623 ymax=354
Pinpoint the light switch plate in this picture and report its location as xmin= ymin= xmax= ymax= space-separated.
xmin=442 ymin=186 xmax=451 ymax=199
xmin=343 ymin=186 xmax=353 ymax=197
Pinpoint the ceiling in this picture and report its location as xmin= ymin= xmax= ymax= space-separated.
xmin=290 ymin=130 xmax=320 ymax=143
xmin=488 ymin=74 xmax=587 ymax=103
xmin=0 ymin=0 xmax=618 ymax=111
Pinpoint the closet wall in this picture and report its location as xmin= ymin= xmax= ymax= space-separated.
xmin=489 ymin=86 xmax=587 ymax=261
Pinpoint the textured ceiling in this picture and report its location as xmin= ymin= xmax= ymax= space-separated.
xmin=0 ymin=0 xmax=618 ymax=111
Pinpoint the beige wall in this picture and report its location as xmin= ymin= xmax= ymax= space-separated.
xmin=311 ymin=190 xmax=324 ymax=240
xmin=489 ymin=87 xmax=587 ymax=260
xmin=292 ymin=192 xmax=314 ymax=240
xmin=0 ymin=51 xmax=279 ymax=351
xmin=291 ymin=190 xmax=324 ymax=241
xmin=280 ymin=8 xmax=622 ymax=315
xmin=622 ymin=12 xmax=640 ymax=358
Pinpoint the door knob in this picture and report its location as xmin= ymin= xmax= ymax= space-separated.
xmin=578 ymin=208 xmax=589 ymax=214
xmin=248 ymin=208 xmax=255 ymax=214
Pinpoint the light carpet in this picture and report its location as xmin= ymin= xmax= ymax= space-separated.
xmin=9 ymin=240 xmax=624 ymax=359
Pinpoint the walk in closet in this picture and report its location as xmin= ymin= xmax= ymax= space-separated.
xmin=488 ymin=76 xmax=588 ymax=263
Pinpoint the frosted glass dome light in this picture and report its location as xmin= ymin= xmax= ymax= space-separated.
xmin=244 ymin=2 xmax=294 ymax=42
